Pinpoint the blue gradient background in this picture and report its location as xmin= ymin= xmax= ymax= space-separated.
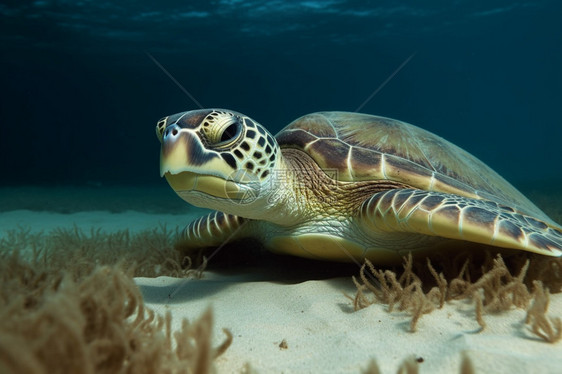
xmin=1 ymin=1 xmax=560 ymax=187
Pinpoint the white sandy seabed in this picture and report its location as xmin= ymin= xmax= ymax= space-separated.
xmin=1 ymin=209 xmax=561 ymax=374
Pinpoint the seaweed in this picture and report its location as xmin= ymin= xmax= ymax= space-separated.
xmin=525 ymin=281 xmax=562 ymax=343
xmin=0 ymin=225 xmax=198 ymax=279
xmin=351 ymin=255 xmax=442 ymax=331
xmin=351 ymin=252 xmax=562 ymax=339
xmin=0 ymin=228 xmax=230 ymax=373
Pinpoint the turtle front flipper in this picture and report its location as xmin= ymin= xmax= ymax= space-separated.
xmin=357 ymin=189 xmax=562 ymax=257
xmin=176 ymin=211 xmax=248 ymax=255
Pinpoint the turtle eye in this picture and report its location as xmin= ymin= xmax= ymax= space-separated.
xmin=220 ymin=122 xmax=240 ymax=142
xmin=211 ymin=119 xmax=242 ymax=148
xmin=201 ymin=112 xmax=244 ymax=149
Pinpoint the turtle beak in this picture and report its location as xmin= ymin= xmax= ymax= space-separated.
xmin=159 ymin=125 xmax=250 ymax=200
xmin=159 ymin=125 xmax=221 ymax=177
xmin=159 ymin=124 xmax=190 ymax=177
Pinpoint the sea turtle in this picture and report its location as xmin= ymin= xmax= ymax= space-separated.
xmin=156 ymin=109 xmax=562 ymax=263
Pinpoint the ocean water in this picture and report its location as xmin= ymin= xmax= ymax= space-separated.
xmin=0 ymin=1 xmax=560 ymax=209
xmin=1 ymin=4 xmax=562 ymax=372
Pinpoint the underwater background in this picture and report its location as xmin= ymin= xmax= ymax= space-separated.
xmin=0 ymin=0 xmax=560 ymax=198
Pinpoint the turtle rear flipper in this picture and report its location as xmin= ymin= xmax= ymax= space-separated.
xmin=358 ymin=189 xmax=562 ymax=257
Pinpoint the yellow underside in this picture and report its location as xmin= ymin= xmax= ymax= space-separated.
xmin=267 ymin=234 xmax=402 ymax=263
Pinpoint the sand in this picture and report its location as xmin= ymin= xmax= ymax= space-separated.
xmin=2 ymin=209 xmax=561 ymax=373
xmin=138 ymin=274 xmax=562 ymax=373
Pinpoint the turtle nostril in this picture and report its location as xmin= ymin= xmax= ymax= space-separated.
xmin=164 ymin=125 xmax=180 ymax=139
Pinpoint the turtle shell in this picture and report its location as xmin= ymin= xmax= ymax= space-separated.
xmin=275 ymin=111 xmax=554 ymax=225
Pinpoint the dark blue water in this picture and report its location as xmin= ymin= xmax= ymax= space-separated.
xmin=1 ymin=1 xmax=561 ymax=188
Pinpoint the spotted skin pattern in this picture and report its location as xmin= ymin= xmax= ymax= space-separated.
xmin=158 ymin=110 xmax=562 ymax=262
xmin=157 ymin=109 xmax=279 ymax=182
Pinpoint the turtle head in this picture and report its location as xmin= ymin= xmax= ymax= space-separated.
xmin=156 ymin=109 xmax=283 ymax=216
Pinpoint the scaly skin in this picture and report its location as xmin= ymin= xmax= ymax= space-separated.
xmin=158 ymin=109 xmax=562 ymax=263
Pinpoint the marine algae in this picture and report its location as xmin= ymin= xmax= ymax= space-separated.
xmin=0 ymin=227 xmax=230 ymax=374
xmin=525 ymin=280 xmax=562 ymax=343
xmin=0 ymin=225 xmax=197 ymax=279
xmin=351 ymin=252 xmax=562 ymax=341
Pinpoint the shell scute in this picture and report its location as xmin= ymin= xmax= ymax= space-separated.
xmin=384 ymin=154 xmax=435 ymax=188
xmin=275 ymin=111 xmax=551 ymax=222
xmin=305 ymin=138 xmax=351 ymax=178
xmin=275 ymin=129 xmax=318 ymax=150
xmin=348 ymin=147 xmax=381 ymax=179
xmin=286 ymin=113 xmax=338 ymax=137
